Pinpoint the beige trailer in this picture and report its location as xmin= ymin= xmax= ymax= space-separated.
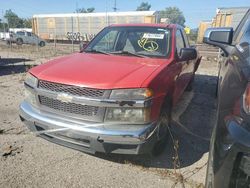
xmin=197 ymin=21 xmax=212 ymax=43
xmin=32 ymin=11 xmax=158 ymax=42
xmin=197 ymin=7 xmax=249 ymax=43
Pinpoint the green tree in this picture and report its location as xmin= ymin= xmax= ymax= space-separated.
xmin=0 ymin=23 xmax=8 ymax=32
xmin=136 ymin=2 xmax=151 ymax=11
xmin=188 ymin=28 xmax=198 ymax=44
xmin=76 ymin=7 xmax=95 ymax=13
xmin=23 ymin=18 xmax=32 ymax=28
xmin=86 ymin=8 xmax=95 ymax=13
xmin=0 ymin=19 xmax=8 ymax=32
xmin=159 ymin=7 xmax=185 ymax=26
xmin=2 ymin=10 xmax=32 ymax=29
xmin=4 ymin=9 xmax=23 ymax=28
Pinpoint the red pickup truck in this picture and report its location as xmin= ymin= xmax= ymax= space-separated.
xmin=20 ymin=24 xmax=201 ymax=155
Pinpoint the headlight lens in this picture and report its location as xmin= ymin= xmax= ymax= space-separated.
xmin=105 ymin=107 xmax=151 ymax=124
xmin=109 ymin=88 xmax=153 ymax=100
xmin=25 ymin=89 xmax=37 ymax=107
xmin=25 ymin=73 xmax=38 ymax=88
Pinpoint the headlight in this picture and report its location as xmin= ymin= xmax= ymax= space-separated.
xmin=105 ymin=107 xmax=151 ymax=124
xmin=25 ymin=88 xmax=37 ymax=107
xmin=25 ymin=73 xmax=38 ymax=88
xmin=109 ymin=88 xmax=153 ymax=100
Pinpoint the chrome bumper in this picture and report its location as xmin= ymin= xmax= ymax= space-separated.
xmin=19 ymin=101 xmax=158 ymax=154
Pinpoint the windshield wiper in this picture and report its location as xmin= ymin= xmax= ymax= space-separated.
xmin=84 ymin=49 xmax=110 ymax=55
xmin=110 ymin=51 xmax=147 ymax=58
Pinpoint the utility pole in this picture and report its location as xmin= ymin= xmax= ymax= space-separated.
xmin=105 ymin=0 xmax=108 ymax=25
xmin=2 ymin=10 xmax=6 ymax=39
xmin=71 ymin=16 xmax=74 ymax=52
xmin=113 ymin=0 xmax=117 ymax=12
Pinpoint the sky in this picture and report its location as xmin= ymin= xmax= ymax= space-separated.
xmin=0 ymin=0 xmax=249 ymax=28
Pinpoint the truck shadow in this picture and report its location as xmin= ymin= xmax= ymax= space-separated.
xmin=95 ymin=74 xmax=218 ymax=169
xmin=0 ymin=58 xmax=33 ymax=76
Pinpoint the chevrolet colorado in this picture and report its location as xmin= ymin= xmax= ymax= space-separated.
xmin=19 ymin=24 xmax=201 ymax=155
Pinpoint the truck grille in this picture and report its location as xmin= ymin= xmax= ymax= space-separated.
xmin=39 ymin=95 xmax=98 ymax=116
xmin=38 ymin=80 xmax=105 ymax=98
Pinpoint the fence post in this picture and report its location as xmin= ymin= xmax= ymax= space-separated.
xmin=71 ymin=16 xmax=74 ymax=52
xmin=54 ymin=27 xmax=57 ymax=55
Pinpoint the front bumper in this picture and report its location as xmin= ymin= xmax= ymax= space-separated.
xmin=19 ymin=101 xmax=158 ymax=155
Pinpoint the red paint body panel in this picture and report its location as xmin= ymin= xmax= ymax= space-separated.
xmin=30 ymin=53 xmax=169 ymax=89
xmin=109 ymin=23 xmax=177 ymax=28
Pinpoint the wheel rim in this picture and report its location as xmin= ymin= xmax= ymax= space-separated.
xmin=40 ymin=42 xmax=45 ymax=46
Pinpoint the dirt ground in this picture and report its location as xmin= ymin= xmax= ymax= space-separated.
xmin=0 ymin=43 xmax=218 ymax=188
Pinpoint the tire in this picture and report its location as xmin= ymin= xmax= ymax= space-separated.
xmin=39 ymin=41 xmax=45 ymax=47
xmin=151 ymin=98 xmax=172 ymax=156
xmin=16 ymin=38 xmax=23 ymax=45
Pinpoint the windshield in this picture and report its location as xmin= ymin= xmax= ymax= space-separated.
xmin=85 ymin=26 xmax=171 ymax=58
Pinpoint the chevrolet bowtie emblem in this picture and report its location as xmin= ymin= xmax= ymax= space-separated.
xmin=57 ymin=93 xmax=73 ymax=103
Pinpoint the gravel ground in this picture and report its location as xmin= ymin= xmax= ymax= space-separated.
xmin=0 ymin=43 xmax=218 ymax=188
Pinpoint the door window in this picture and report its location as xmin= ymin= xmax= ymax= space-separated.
xmin=27 ymin=32 xmax=32 ymax=37
xmin=233 ymin=11 xmax=250 ymax=44
xmin=176 ymin=29 xmax=185 ymax=56
xmin=182 ymin=29 xmax=190 ymax=47
xmin=16 ymin=31 xmax=25 ymax=35
xmin=93 ymin=30 xmax=118 ymax=51
xmin=240 ymin=19 xmax=250 ymax=44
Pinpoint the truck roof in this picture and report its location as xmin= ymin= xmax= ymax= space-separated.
xmin=109 ymin=23 xmax=181 ymax=29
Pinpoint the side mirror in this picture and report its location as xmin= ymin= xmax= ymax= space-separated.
xmin=203 ymin=27 xmax=234 ymax=55
xmin=179 ymin=48 xmax=197 ymax=61
xmin=80 ymin=42 xmax=88 ymax=51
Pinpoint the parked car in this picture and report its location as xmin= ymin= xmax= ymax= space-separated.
xmin=7 ymin=31 xmax=46 ymax=47
xmin=203 ymin=9 xmax=250 ymax=188
xmin=19 ymin=24 xmax=201 ymax=155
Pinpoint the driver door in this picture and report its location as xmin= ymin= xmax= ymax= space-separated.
xmin=173 ymin=29 xmax=190 ymax=104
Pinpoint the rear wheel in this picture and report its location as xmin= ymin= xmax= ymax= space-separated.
xmin=39 ymin=41 xmax=45 ymax=47
xmin=151 ymin=99 xmax=172 ymax=156
xmin=16 ymin=38 xmax=23 ymax=45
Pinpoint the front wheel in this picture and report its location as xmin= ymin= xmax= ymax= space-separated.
xmin=151 ymin=101 xmax=171 ymax=156
xmin=16 ymin=38 xmax=23 ymax=45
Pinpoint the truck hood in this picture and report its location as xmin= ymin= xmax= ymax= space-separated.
xmin=30 ymin=52 xmax=165 ymax=89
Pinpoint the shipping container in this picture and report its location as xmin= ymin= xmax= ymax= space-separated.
xmin=32 ymin=11 xmax=158 ymax=42
xmin=197 ymin=21 xmax=212 ymax=43
xmin=197 ymin=7 xmax=250 ymax=43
